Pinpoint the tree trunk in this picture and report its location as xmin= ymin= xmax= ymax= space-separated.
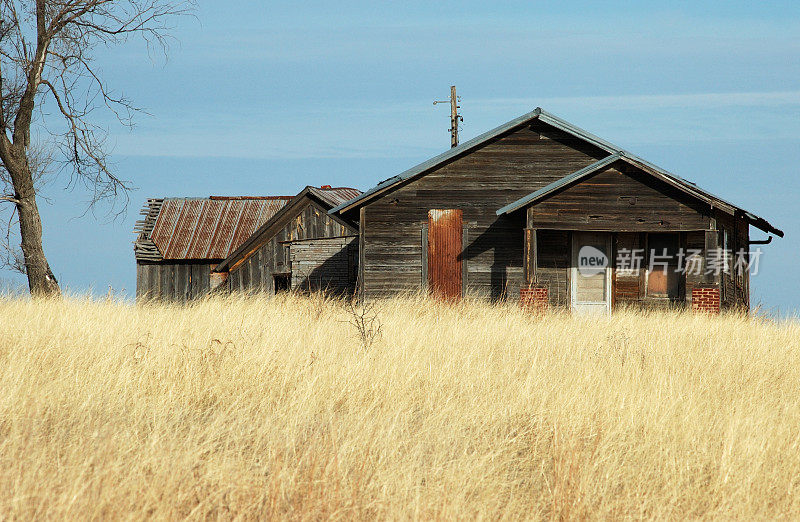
xmin=12 ymin=161 xmax=60 ymax=297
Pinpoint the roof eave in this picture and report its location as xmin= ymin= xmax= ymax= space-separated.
xmin=744 ymin=213 xmax=784 ymax=238
xmin=496 ymin=153 xmax=784 ymax=239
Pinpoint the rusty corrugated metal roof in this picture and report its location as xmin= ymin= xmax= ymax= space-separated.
xmin=213 ymin=186 xmax=362 ymax=272
xmin=145 ymin=196 xmax=293 ymax=260
xmin=309 ymin=187 xmax=363 ymax=207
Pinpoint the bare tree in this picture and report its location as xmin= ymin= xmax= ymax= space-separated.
xmin=0 ymin=0 xmax=190 ymax=296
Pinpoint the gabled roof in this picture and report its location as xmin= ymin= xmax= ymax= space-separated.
xmin=329 ymin=107 xmax=782 ymax=237
xmin=329 ymin=107 xmax=629 ymax=215
xmin=214 ymin=186 xmax=361 ymax=273
xmin=307 ymin=186 xmax=362 ymax=207
xmin=329 ymin=108 xmax=547 ymax=215
xmin=496 ymin=152 xmax=784 ymax=237
xmin=133 ymin=196 xmax=293 ymax=262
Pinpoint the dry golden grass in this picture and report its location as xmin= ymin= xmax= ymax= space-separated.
xmin=1 ymin=293 xmax=799 ymax=520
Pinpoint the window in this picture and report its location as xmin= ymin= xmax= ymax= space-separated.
xmin=646 ymin=233 xmax=680 ymax=299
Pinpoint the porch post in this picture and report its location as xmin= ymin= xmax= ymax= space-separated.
xmin=524 ymin=227 xmax=537 ymax=285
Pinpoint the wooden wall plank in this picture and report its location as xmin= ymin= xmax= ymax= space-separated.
xmin=535 ymin=230 xmax=569 ymax=306
xmin=527 ymin=166 xmax=711 ymax=232
xmin=227 ymin=196 xmax=359 ymax=295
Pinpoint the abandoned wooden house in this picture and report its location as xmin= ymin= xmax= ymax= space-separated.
xmin=328 ymin=108 xmax=783 ymax=312
xmin=213 ymin=186 xmax=361 ymax=295
xmin=133 ymin=195 xmax=292 ymax=300
xmin=133 ymin=108 xmax=782 ymax=312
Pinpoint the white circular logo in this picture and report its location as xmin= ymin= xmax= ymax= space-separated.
xmin=578 ymin=245 xmax=608 ymax=276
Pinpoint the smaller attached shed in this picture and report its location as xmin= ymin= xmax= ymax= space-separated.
xmin=133 ymin=196 xmax=293 ymax=301
xmin=214 ymin=186 xmax=361 ymax=296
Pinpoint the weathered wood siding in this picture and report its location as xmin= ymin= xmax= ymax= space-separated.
xmin=290 ymin=236 xmax=358 ymax=295
xmin=683 ymin=229 xmax=709 ymax=308
xmin=613 ymin=232 xmax=643 ymax=306
xmin=714 ymin=211 xmax=750 ymax=310
xmin=734 ymin=215 xmax=750 ymax=310
xmin=526 ymin=165 xmax=712 ymax=231
xmin=228 ymin=199 xmax=356 ymax=294
xmin=359 ymin=121 xmax=607 ymax=299
xmin=136 ymin=262 xmax=213 ymax=302
xmin=534 ymin=230 xmax=570 ymax=307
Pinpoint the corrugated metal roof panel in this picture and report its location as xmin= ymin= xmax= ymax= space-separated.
xmin=213 ymin=186 xmax=362 ymax=273
xmin=184 ymin=200 xmax=225 ymax=259
xmin=151 ymin=199 xmax=184 ymax=257
xmin=168 ymin=200 xmax=203 ymax=259
xmin=229 ymin=199 xmax=266 ymax=251
xmin=312 ymin=187 xmax=363 ymax=207
xmin=147 ymin=197 xmax=292 ymax=260
xmin=208 ymin=199 xmax=245 ymax=259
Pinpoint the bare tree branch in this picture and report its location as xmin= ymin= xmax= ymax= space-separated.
xmin=0 ymin=0 xmax=193 ymax=295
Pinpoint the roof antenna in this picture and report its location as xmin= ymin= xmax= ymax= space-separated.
xmin=433 ymin=85 xmax=463 ymax=148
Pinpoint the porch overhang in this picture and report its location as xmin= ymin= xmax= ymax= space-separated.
xmin=497 ymin=153 xmax=784 ymax=238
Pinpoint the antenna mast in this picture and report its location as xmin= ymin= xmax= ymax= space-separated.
xmin=433 ymin=85 xmax=463 ymax=148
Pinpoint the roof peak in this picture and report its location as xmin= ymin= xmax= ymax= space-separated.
xmin=328 ymin=107 xmax=595 ymax=214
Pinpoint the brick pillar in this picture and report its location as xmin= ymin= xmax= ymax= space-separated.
xmin=692 ymin=286 xmax=720 ymax=314
xmin=520 ymin=286 xmax=548 ymax=313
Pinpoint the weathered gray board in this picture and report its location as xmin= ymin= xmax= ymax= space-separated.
xmin=354 ymin=121 xmax=608 ymax=300
xmin=227 ymin=199 xmax=356 ymax=294
xmin=136 ymin=262 xmax=213 ymax=302
xmin=290 ymin=236 xmax=358 ymax=295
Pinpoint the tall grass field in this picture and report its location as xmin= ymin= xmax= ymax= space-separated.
xmin=1 ymin=294 xmax=799 ymax=519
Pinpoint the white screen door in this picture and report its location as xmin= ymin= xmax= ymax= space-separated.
xmin=571 ymin=232 xmax=612 ymax=313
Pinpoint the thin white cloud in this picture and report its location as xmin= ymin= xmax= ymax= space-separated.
xmin=477 ymin=91 xmax=800 ymax=111
xmin=109 ymin=90 xmax=800 ymax=159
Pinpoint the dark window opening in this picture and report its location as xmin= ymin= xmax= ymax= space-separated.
xmin=274 ymin=273 xmax=291 ymax=293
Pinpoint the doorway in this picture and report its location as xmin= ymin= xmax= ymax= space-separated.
xmin=273 ymin=273 xmax=291 ymax=294
xmin=570 ymin=232 xmax=612 ymax=313
xmin=427 ymin=209 xmax=463 ymax=299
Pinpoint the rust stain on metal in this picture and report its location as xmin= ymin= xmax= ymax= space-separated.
xmin=316 ymin=187 xmax=362 ymax=207
xmin=150 ymin=197 xmax=292 ymax=260
xmin=185 ymin=200 xmax=225 ymax=259
xmin=428 ymin=209 xmax=463 ymax=300
xmin=151 ymin=199 xmax=183 ymax=256
xmin=210 ymin=199 xmax=245 ymax=259
xmin=167 ymin=199 xmax=203 ymax=259
xmin=141 ymin=188 xmax=357 ymax=262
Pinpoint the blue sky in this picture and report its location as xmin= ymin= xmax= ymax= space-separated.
xmin=4 ymin=1 xmax=799 ymax=314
